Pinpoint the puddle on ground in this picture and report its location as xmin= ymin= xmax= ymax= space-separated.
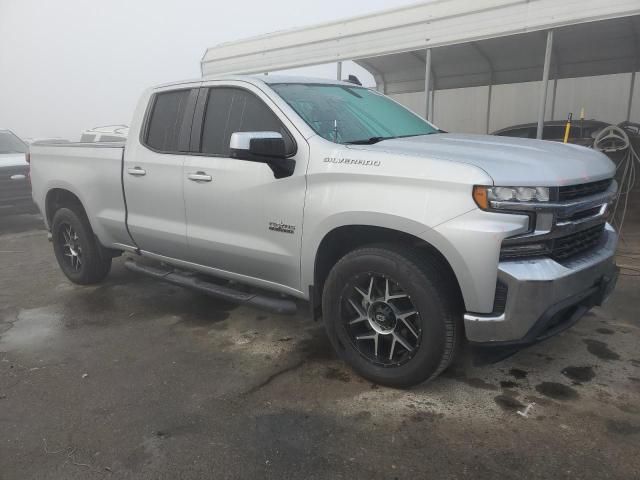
xmin=561 ymin=366 xmax=596 ymax=383
xmin=500 ymin=380 xmax=518 ymax=389
xmin=324 ymin=366 xmax=351 ymax=382
xmin=508 ymin=368 xmax=528 ymax=379
xmin=0 ymin=307 xmax=62 ymax=349
xmin=535 ymin=382 xmax=579 ymax=401
xmin=583 ymin=339 xmax=620 ymax=361
xmin=596 ymin=328 xmax=615 ymax=335
xmin=606 ymin=419 xmax=640 ymax=436
xmin=494 ymin=394 xmax=525 ymax=412
xmin=297 ymin=331 xmax=336 ymax=361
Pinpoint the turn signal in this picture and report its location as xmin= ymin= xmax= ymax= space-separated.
xmin=472 ymin=186 xmax=489 ymax=210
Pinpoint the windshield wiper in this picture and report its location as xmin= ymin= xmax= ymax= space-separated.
xmin=345 ymin=131 xmax=443 ymax=144
xmin=345 ymin=136 xmax=395 ymax=145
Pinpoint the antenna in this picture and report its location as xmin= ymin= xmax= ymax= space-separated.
xmin=346 ymin=75 xmax=362 ymax=86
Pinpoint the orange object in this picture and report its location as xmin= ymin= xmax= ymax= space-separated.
xmin=563 ymin=113 xmax=573 ymax=143
xmin=472 ymin=186 xmax=489 ymax=209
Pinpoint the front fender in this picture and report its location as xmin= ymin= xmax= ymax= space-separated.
xmin=301 ymin=211 xmax=454 ymax=297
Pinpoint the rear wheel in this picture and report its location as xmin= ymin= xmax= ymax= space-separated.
xmin=51 ymin=207 xmax=112 ymax=284
xmin=322 ymin=244 xmax=461 ymax=388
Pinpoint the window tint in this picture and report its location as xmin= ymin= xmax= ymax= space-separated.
xmin=543 ymin=126 xmax=567 ymax=140
xmin=146 ymin=90 xmax=191 ymax=152
xmin=200 ymin=87 xmax=294 ymax=156
xmin=0 ymin=130 xmax=27 ymax=153
xmin=497 ymin=127 xmax=534 ymax=138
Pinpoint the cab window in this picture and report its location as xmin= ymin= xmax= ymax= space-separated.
xmin=199 ymin=87 xmax=294 ymax=156
xmin=145 ymin=90 xmax=192 ymax=152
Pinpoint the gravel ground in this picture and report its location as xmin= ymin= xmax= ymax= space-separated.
xmin=1 ymin=213 xmax=639 ymax=479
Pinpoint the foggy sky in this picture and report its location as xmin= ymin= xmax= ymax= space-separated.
xmin=0 ymin=0 xmax=413 ymax=141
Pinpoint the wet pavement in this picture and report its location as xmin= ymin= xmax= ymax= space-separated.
xmin=1 ymin=213 xmax=639 ymax=479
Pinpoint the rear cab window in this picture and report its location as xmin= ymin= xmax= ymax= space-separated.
xmin=144 ymin=89 xmax=197 ymax=153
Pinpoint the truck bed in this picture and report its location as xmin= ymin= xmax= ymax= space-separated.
xmin=29 ymin=142 xmax=132 ymax=248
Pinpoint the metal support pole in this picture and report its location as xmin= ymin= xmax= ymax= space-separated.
xmin=337 ymin=61 xmax=342 ymax=81
xmin=627 ymin=71 xmax=636 ymax=121
xmin=550 ymin=78 xmax=558 ymax=120
xmin=424 ymin=48 xmax=432 ymax=121
xmin=485 ymin=83 xmax=493 ymax=134
xmin=536 ymin=30 xmax=554 ymax=139
xmin=431 ymin=89 xmax=435 ymax=122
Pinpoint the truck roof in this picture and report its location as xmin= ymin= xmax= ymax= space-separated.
xmin=153 ymin=74 xmax=363 ymax=90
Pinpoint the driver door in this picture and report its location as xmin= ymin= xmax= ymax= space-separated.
xmin=182 ymin=84 xmax=308 ymax=293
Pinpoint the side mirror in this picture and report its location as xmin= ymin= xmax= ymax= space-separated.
xmin=230 ymin=132 xmax=285 ymax=160
xmin=229 ymin=132 xmax=294 ymax=178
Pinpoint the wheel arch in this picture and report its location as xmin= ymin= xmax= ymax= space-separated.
xmin=45 ymin=187 xmax=89 ymax=228
xmin=306 ymin=219 xmax=465 ymax=320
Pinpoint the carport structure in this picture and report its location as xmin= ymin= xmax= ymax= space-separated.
xmin=201 ymin=0 xmax=640 ymax=137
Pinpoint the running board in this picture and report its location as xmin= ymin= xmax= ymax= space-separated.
xmin=124 ymin=259 xmax=297 ymax=315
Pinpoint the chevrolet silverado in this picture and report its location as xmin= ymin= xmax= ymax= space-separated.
xmin=29 ymin=76 xmax=619 ymax=387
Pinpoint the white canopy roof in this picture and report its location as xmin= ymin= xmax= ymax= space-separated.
xmin=201 ymin=0 xmax=640 ymax=92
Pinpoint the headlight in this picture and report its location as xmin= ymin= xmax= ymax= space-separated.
xmin=473 ymin=185 xmax=550 ymax=210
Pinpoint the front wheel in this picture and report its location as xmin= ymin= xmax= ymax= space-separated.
xmin=51 ymin=207 xmax=112 ymax=285
xmin=322 ymin=245 xmax=461 ymax=388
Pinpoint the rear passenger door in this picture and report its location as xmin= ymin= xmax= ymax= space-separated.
xmin=124 ymin=87 xmax=198 ymax=258
xmin=182 ymin=83 xmax=308 ymax=293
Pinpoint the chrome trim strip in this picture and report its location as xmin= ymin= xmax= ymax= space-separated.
xmin=498 ymin=180 xmax=616 ymax=245
xmin=490 ymin=180 xmax=616 ymax=215
xmin=556 ymin=203 xmax=607 ymax=226
xmin=503 ymin=216 xmax=606 ymax=245
xmin=464 ymin=312 xmax=505 ymax=323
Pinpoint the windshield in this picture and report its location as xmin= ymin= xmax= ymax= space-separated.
xmin=270 ymin=83 xmax=438 ymax=144
xmin=0 ymin=131 xmax=27 ymax=154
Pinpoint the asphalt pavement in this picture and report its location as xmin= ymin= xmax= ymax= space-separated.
xmin=1 ymin=213 xmax=639 ymax=479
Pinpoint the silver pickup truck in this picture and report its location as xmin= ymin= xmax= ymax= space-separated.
xmin=30 ymin=76 xmax=619 ymax=387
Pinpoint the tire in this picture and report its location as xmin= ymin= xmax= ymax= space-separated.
xmin=51 ymin=207 xmax=112 ymax=285
xmin=322 ymin=244 xmax=461 ymax=388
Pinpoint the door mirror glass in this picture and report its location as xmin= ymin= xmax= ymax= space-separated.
xmin=229 ymin=132 xmax=294 ymax=178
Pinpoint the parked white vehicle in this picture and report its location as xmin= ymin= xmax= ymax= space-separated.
xmin=79 ymin=125 xmax=129 ymax=143
xmin=29 ymin=76 xmax=619 ymax=387
xmin=0 ymin=129 xmax=34 ymax=215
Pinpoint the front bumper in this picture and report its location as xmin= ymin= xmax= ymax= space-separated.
xmin=464 ymin=224 xmax=618 ymax=345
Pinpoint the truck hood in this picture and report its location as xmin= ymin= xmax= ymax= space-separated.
xmin=0 ymin=153 xmax=28 ymax=168
xmin=346 ymin=133 xmax=615 ymax=186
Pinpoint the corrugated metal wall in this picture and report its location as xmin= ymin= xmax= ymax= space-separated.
xmin=390 ymin=73 xmax=640 ymax=133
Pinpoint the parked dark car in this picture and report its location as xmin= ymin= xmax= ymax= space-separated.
xmin=492 ymin=120 xmax=609 ymax=147
xmin=0 ymin=129 xmax=35 ymax=216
